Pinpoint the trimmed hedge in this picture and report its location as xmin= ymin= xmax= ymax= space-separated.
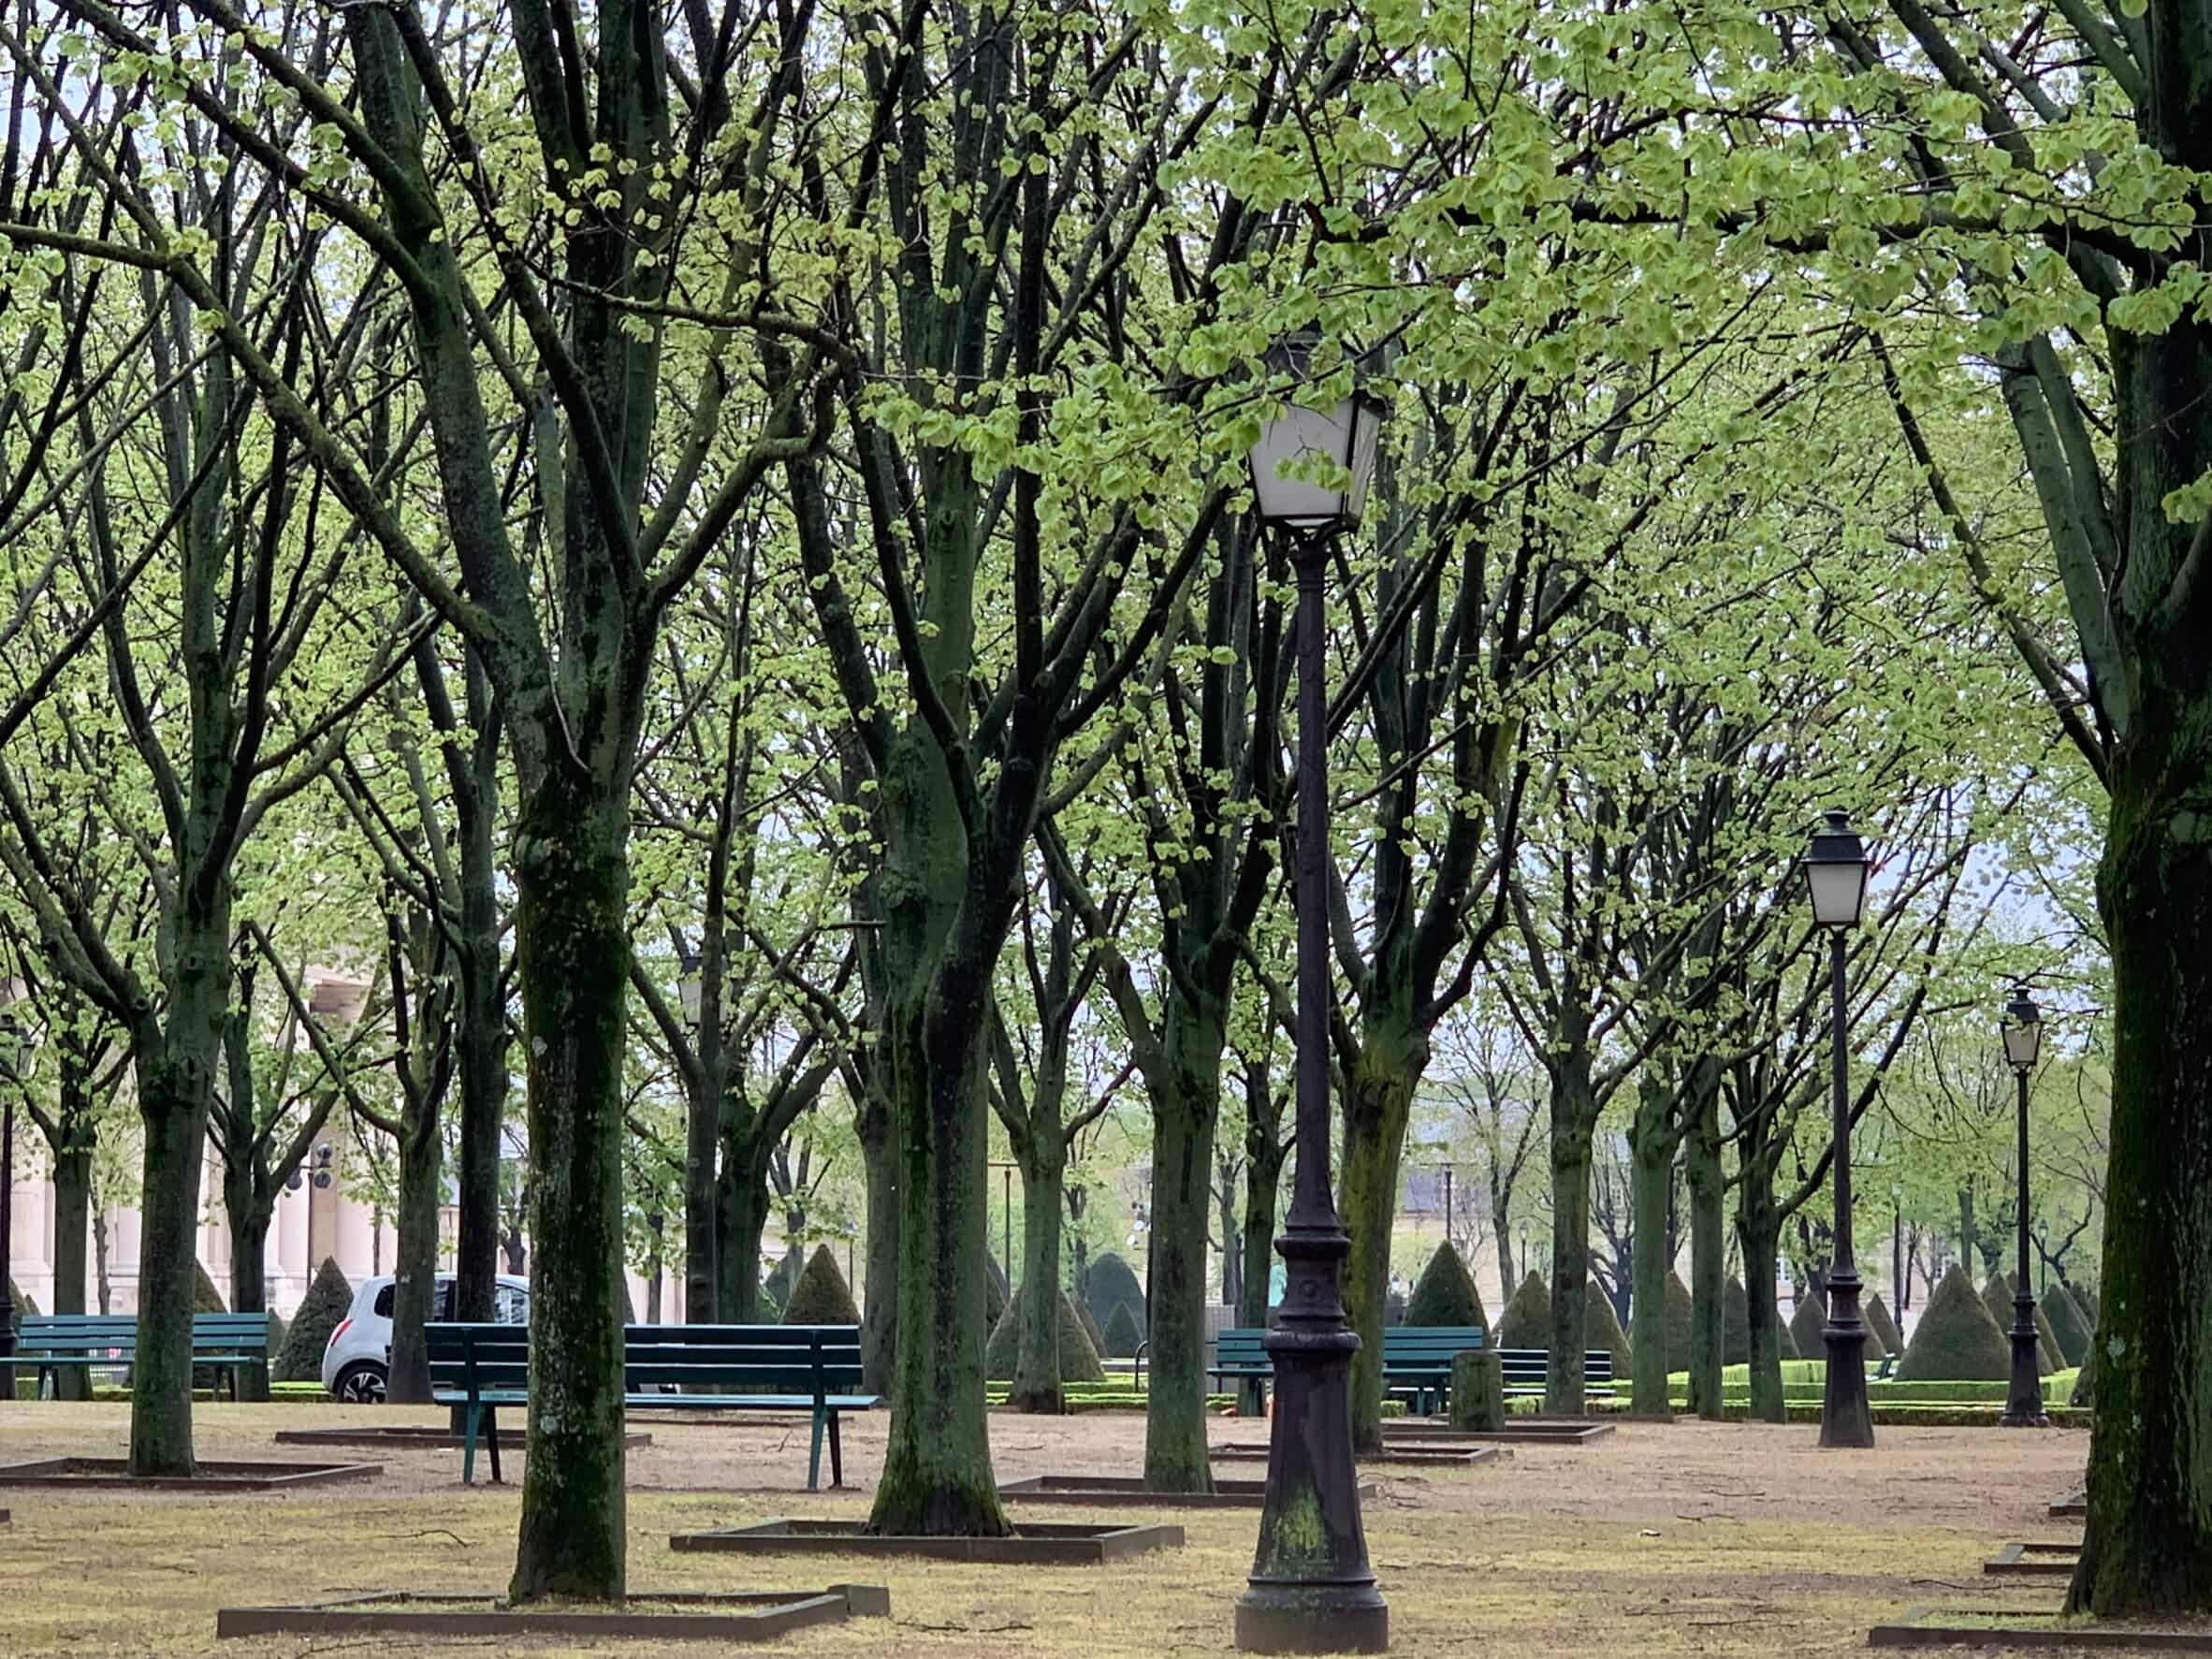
xmin=780 ymin=1244 xmax=862 ymax=1326
xmin=194 ymin=1260 xmax=228 ymax=1313
xmin=1496 ymin=1271 xmax=1550 ymax=1351
xmin=1405 ymin=1241 xmax=1488 ymax=1330
xmin=1865 ymin=1293 xmax=1902 ymax=1357
xmin=1101 ymin=1300 xmax=1143 ymax=1359
xmin=984 ymin=1256 xmax=1010 ymax=1332
xmin=984 ymin=1279 xmax=1106 ymax=1384
xmin=2043 ymin=1280 xmax=2091 ymax=1369
xmin=275 ymin=1259 xmax=353 ymax=1383
xmin=1896 ymin=1262 xmax=2010 ymax=1381
xmin=2072 ymin=1341 xmax=2095 ymax=1407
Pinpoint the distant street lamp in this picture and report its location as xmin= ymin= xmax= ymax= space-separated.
xmin=1802 ymin=808 xmax=1873 ymax=1450
xmin=2000 ymin=985 xmax=2049 ymax=1428
xmin=0 ymin=1010 xmax=23 ymax=1397
xmin=1235 ymin=332 xmax=1389 ymax=1656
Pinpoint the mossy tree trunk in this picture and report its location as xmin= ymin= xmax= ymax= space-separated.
xmin=1341 ymin=1016 xmax=1424 ymax=1450
xmin=1143 ymin=1027 xmax=1219 ymax=1488
xmin=2070 ymin=749 xmax=2212 ymax=1611
xmin=447 ymin=652 xmax=506 ymax=1327
xmin=28 ymin=1005 xmax=108 ymax=1402
xmin=133 ymin=1057 xmax=219 ymax=1477
xmin=509 ymin=777 xmax=634 ymax=1598
xmin=1040 ymin=518 xmax=1278 ymax=1488
xmin=1683 ymin=1066 xmax=1725 ymax=1420
xmin=1626 ymin=1073 xmax=1678 ymax=1420
xmin=1737 ymin=1183 xmax=1786 ymax=1424
xmin=1237 ymin=1050 xmax=1289 ymax=1419
xmin=1544 ymin=1035 xmax=1599 ymax=1417
xmin=1011 ymin=1146 xmax=1067 ymax=1412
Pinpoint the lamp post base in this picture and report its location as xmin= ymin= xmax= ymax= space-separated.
xmin=2001 ymin=1298 xmax=2049 ymax=1427
xmin=1236 ymin=1596 xmax=1390 ymax=1655
xmin=1819 ymin=1270 xmax=1875 ymax=1449
xmin=1237 ymin=1224 xmax=1386 ymax=1655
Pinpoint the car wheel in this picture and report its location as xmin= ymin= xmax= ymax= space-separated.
xmin=335 ymin=1363 xmax=387 ymax=1404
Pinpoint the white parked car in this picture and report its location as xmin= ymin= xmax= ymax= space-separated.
xmin=321 ymin=1273 xmax=530 ymax=1403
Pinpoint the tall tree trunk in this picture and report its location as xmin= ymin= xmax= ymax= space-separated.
xmin=509 ymin=789 xmax=630 ymax=1602
xmin=1626 ymin=1082 xmax=1673 ymax=1420
xmin=450 ymin=662 xmax=504 ymax=1328
xmin=386 ymin=1113 xmax=443 ymax=1404
xmin=131 ymin=1088 xmax=210 ymax=1476
xmin=867 ymin=973 xmax=1006 ymax=1535
xmin=2071 ymin=764 xmax=2212 ymax=1613
xmin=1239 ymin=1126 xmax=1286 ymax=1419
xmin=1339 ymin=1019 xmax=1423 ymax=1453
xmin=1218 ymin=1156 xmax=1243 ymax=1310
xmin=50 ymin=1137 xmax=94 ymax=1401
xmin=717 ymin=1149 xmax=773 ymax=1323
xmin=225 ymin=1183 xmax=272 ymax=1403
xmin=1492 ymin=1171 xmax=1515 ymax=1296
xmin=1683 ymin=1076 xmax=1725 ymax=1420
xmin=1545 ymin=1057 xmax=1597 ymax=1417
xmin=857 ymin=1081 xmax=898 ymax=1393
xmin=684 ymin=1085 xmax=720 ymax=1326
xmin=1143 ymin=1038 xmax=1218 ymax=1492
xmin=1010 ymin=1140 xmax=1065 ymax=1414
xmin=1737 ymin=1190 xmax=1785 ymax=1424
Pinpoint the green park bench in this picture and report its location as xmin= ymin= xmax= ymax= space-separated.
xmin=427 ymin=1321 xmax=877 ymax=1490
xmin=15 ymin=1312 xmax=273 ymax=1401
xmin=1211 ymin=1326 xmax=1617 ymax=1411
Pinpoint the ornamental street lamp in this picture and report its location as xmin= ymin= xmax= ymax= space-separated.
xmin=0 ymin=1010 xmax=26 ymax=1398
xmin=2000 ymin=985 xmax=2049 ymax=1428
xmin=1235 ymin=334 xmax=1389 ymax=1656
xmin=1802 ymin=808 xmax=1874 ymax=1450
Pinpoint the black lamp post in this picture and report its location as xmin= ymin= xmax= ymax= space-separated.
xmin=2000 ymin=985 xmax=2048 ymax=1428
xmin=0 ymin=1011 xmax=24 ymax=1398
xmin=1802 ymin=808 xmax=1873 ymax=1450
xmin=1235 ymin=334 xmax=1388 ymax=1656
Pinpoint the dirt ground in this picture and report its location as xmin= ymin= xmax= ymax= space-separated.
xmin=0 ymin=1400 xmax=2096 ymax=1656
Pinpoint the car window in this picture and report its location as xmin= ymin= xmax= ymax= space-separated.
xmin=436 ymin=1280 xmax=456 ymax=1320
xmin=494 ymin=1285 xmax=529 ymax=1325
xmin=372 ymin=1285 xmax=393 ymax=1317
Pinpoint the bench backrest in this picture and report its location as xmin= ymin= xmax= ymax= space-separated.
xmin=426 ymin=1322 xmax=866 ymax=1401
xmin=17 ymin=1312 xmax=271 ymax=1358
xmin=1215 ymin=1327 xmax=1612 ymax=1383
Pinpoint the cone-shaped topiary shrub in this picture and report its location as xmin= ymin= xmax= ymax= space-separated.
xmin=1101 ymin=1299 xmax=1143 ymax=1358
xmin=1865 ymin=1293 xmax=1902 ymax=1357
xmin=1084 ymin=1251 xmax=1145 ymax=1337
xmin=7 ymin=1277 xmax=36 ymax=1319
xmin=1723 ymin=1275 xmax=1752 ymax=1365
xmin=984 ymin=1278 xmax=1106 ymax=1383
xmin=1980 ymin=1275 xmax=2057 ymax=1374
xmin=1496 ymin=1271 xmax=1550 ymax=1350
xmin=2072 ymin=1340 xmax=2095 ymax=1407
xmin=780 ymin=1244 xmax=863 ymax=1326
xmin=1777 ymin=1313 xmax=1801 ymax=1361
xmin=1788 ymin=1288 xmax=1826 ymax=1361
xmin=1075 ymin=1295 xmax=1107 ymax=1353
xmin=275 ymin=1259 xmax=355 ymax=1382
xmin=1404 ymin=1240 xmax=1488 ymax=1331
xmin=1663 ymin=1271 xmax=1696 ymax=1370
xmin=194 ymin=1259 xmax=228 ymax=1313
xmin=1586 ymin=1286 xmax=1632 ymax=1374
xmin=2003 ymin=1273 xmax=2065 ymax=1374
xmin=1896 ymin=1262 xmax=2011 ymax=1381
xmin=2042 ymin=1280 xmax=2091 ymax=1368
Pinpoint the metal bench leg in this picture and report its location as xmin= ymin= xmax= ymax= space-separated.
xmin=487 ymin=1406 xmax=503 ymax=1484
xmin=828 ymin=1412 xmax=844 ymax=1489
xmin=462 ymin=1404 xmax=480 ymax=1485
xmin=808 ymin=1409 xmax=825 ymax=1492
